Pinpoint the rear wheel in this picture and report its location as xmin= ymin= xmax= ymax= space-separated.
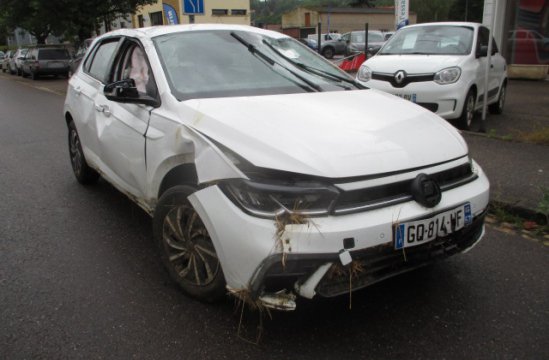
xmin=322 ymin=46 xmax=335 ymax=59
xmin=489 ymin=83 xmax=506 ymax=114
xmin=68 ymin=121 xmax=99 ymax=184
xmin=154 ymin=186 xmax=226 ymax=302
xmin=456 ymin=89 xmax=476 ymax=130
xmin=31 ymin=71 xmax=38 ymax=80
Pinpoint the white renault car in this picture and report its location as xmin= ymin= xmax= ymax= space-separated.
xmin=64 ymin=25 xmax=489 ymax=311
xmin=357 ymin=22 xmax=508 ymax=130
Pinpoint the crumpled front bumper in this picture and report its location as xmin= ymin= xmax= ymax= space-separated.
xmin=188 ymin=167 xmax=489 ymax=307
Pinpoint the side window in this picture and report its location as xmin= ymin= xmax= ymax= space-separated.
xmin=114 ymin=40 xmax=158 ymax=98
xmin=86 ymin=40 xmax=119 ymax=83
xmin=477 ymin=27 xmax=489 ymax=51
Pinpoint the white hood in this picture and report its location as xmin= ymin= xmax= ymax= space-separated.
xmin=365 ymin=54 xmax=466 ymax=74
xmin=178 ymin=90 xmax=468 ymax=179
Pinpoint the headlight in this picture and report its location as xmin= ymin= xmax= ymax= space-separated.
xmin=220 ymin=179 xmax=340 ymax=218
xmin=434 ymin=67 xmax=461 ymax=85
xmin=357 ymin=65 xmax=372 ymax=82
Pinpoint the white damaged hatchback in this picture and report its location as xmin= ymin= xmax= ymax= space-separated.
xmin=64 ymin=25 xmax=489 ymax=311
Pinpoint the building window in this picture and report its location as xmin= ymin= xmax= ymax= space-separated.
xmin=120 ymin=22 xmax=126 ymax=29
xmin=149 ymin=11 xmax=164 ymax=26
xmin=231 ymin=9 xmax=247 ymax=16
xmin=305 ymin=12 xmax=311 ymax=27
xmin=138 ymin=15 xmax=145 ymax=28
xmin=212 ymin=9 xmax=228 ymax=16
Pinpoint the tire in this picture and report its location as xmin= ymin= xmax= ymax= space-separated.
xmin=17 ymin=68 xmax=22 ymax=76
xmin=456 ymin=89 xmax=476 ymax=130
xmin=153 ymin=186 xmax=226 ymax=302
xmin=31 ymin=71 xmax=38 ymax=80
xmin=68 ymin=121 xmax=99 ymax=184
xmin=322 ymin=46 xmax=335 ymax=59
xmin=489 ymin=83 xmax=506 ymax=115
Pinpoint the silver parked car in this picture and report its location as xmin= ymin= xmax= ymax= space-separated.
xmin=342 ymin=30 xmax=386 ymax=56
xmin=13 ymin=48 xmax=28 ymax=75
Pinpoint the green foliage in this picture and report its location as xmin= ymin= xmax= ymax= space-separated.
xmin=0 ymin=0 xmax=156 ymax=44
xmin=251 ymin=0 xmax=485 ymax=26
xmin=538 ymin=187 xmax=549 ymax=224
xmin=448 ymin=0 xmax=484 ymax=22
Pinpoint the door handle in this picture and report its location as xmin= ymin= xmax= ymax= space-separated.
xmin=74 ymin=86 xmax=82 ymax=96
xmin=94 ymin=104 xmax=111 ymax=117
xmin=490 ymin=64 xmax=494 ymax=69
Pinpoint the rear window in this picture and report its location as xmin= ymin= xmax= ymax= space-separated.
xmin=38 ymin=49 xmax=70 ymax=60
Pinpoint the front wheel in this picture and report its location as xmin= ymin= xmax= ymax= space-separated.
xmin=322 ymin=46 xmax=335 ymax=59
xmin=154 ymin=186 xmax=226 ymax=302
xmin=456 ymin=89 xmax=476 ymax=130
xmin=489 ymin=83 xmax=506 ymax=114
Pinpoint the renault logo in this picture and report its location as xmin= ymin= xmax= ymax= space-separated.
xmin=394 ymin=70 xmax=406 ymax=84
xmin=410 ymin=173 xmax=441 ymax=208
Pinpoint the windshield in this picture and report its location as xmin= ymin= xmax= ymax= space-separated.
xmin=153 ymin=30 xmax=358 ymax=101
xmin=380 ymin=25 xmax=474 ymax=55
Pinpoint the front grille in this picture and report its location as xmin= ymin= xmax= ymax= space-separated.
xmin=372 ymin=72 xmax=434 ymax=88
xmin=334 ymin=162 xmax=476 ymax=214
xmin=315 ymin=213 xmax=485 ymax=297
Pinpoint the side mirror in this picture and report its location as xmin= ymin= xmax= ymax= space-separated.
xmin=104 ymin=79 xmax=160 ymax=108
xmin=476 ymin=45 xmax=488 ymax=58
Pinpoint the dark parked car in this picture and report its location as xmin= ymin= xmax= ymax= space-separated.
xmin=21 ymin=46 xmax=71 ymax=79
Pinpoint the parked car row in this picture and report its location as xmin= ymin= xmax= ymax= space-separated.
xmin=306 ymin=30 xmax=389 ymax=59
xmin=1 ymin=45 xmax=72 ymax=79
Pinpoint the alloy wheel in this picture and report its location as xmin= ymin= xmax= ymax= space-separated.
xmin=162 ymin=205 xmax=220 ymax=287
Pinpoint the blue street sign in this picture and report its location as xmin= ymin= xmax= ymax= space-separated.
xmin=183 ymin=0 xmax=204 ymax=14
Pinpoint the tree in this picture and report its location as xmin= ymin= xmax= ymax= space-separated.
xmin=410 ymin=0 xmax=453 ymax=22
xmin=448 ymin=0 xmax=484 ymax=23
xmin=0 ymin=0 xmax=69 ymax=44
xmin=0 ymin=0 xmax=156 ymax=45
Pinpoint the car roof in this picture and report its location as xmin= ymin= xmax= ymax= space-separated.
xmin=403 ymin=22 xmax=481 ymax=29
xmin=97 ymin=24 xmax=289 ymax=41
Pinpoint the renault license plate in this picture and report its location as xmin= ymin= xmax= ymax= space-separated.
xmin=395 ymin=93 xmax=417 ymax=103
xmin=394 ymin=203 xmax=472 ymax=250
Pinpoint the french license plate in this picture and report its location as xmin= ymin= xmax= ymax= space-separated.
xmin=395 ymin=93 xmax=417 ymax=103
xmin=49 ymin=62 xmax=63 ymax=68
xmin=394 ymin=203 xmax=472 ymax=250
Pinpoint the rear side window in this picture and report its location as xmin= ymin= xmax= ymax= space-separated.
xmin=38 ymin=49 xmax=70 ymax=60
xmin=86 ymin=40 xmax=119 ymax=83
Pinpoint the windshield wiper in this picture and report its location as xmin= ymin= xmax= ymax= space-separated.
xmin=230 ymin=32 xmax=321 ymax=92
xmin=261 ymin=39 xmax=366 ymax=90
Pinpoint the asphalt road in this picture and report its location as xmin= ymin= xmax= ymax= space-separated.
xmin=1 ymin=76 xmax=548 ymax=359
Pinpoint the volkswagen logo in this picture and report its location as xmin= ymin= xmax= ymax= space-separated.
xmin=410 ymin=173 xmax=441 ymax=208
xmin=394 ymin=70 xmax=406 ymax=84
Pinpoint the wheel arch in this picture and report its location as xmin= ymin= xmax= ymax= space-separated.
xmin=157 ymin=162 xmax=199 ymax=199
xmin=65 ymin=111 xmax=73 ymax=127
